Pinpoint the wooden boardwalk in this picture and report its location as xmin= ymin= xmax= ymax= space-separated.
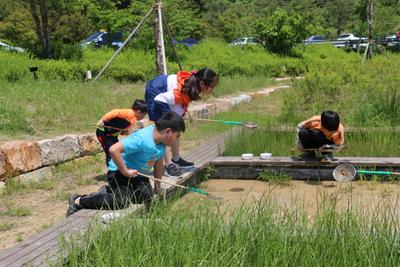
xmin=210 ymin=156 xmax=400 ymax=180
xmin=0 ymin=128 xmax=239 ymax=267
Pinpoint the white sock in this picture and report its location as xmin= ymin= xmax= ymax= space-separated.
xmin=172 ymin=155 xmax=180 ymax=162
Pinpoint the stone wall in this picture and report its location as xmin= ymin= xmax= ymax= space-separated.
xmin=0 ymin=134 xmax=101 ymax=183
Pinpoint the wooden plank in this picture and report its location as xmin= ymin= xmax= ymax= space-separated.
xmin=210 ymin=156 xmax=400 ymax=180
xmin=183 ymin=131 xmax=228 ymax=161
xmin=211 ymin=156 xmax=400 ymax=168
xmin=0 ymin=210 xmax=98 ymax=267
xmin=0 ymin=209 xmax=96 ymax=264
xmin=9 ymin=215 xmax=95 ymax=267
xmin=29 ymin=212 xmax=106 ymax=267
xmin=32 ymin=205 xmax=143 ymax=267
xmin=184 ymin=138 xmax=221 ymax=163
xmin=184 ymin=127 xmax=241 ymax=160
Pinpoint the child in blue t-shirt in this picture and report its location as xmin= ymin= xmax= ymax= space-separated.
xmin=66 ymin=112 xmax=185 ymax=216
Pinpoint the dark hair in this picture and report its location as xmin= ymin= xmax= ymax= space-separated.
xmin=182 ymin=68 xmax=218 ymax=101
xmin=132 ymin=99 xmax=147 ymax=113
xmin=155 ymin=111 xmax=185 ymax=132
xmin=321 ymin=111 xmax=340 ymax=131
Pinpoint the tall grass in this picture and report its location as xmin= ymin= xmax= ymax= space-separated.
xmin=63 ymin=196 xmax=400 ymax=266
xmin=224 ymin=129 xmax=400 ymax=157
xmin=0 ymin=79 xmax=144 ymax=139
xmin=0 ymin=40 xmax=304 ymax=83
xmin=0 ymin=74 xmax=277 ymax=139
xmin=282 ymin=45 xmax=400 ymax=127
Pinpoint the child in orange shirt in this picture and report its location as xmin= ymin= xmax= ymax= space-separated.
xmin=296 ymin=111 xmax=344 ymax=162
xmin=96 ymin=99 xmax=147 ymax=166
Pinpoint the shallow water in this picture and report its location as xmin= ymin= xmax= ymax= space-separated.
xmin=178 ymin=179 xmax=400 ymax=219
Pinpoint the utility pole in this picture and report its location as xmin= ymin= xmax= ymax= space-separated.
xmin=154 ymin=0 xmax=167 ymax=74
xmin=366 ymin=0 xmax=374 ymax=59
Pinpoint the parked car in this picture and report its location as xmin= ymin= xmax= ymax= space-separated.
xmin=0 ymin=41 xmax=25 ymax=52
xmin=304 ymin=35 xmax=326 ymax=44
xmin=172 ymin=38 xmax=199 ymax=47
xmin=229 ymin=37 xmax=263 ymax=46
xmin=81 ymin=31 xmax=123 ymax=48
xmin=383 ymin=34 xmax=399 ymax=47
xmin=337 ymin=33 xmax=367 ymax=41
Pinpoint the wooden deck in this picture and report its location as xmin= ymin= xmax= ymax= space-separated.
xmin=210 ymin=156 xmax=400 ymax=180
xmin=0 ymin=128 xmax=240 ymax=267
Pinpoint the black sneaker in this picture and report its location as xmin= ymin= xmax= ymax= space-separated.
xmin=320 ymin=152 xmax=333 ymax=163
xmin=172 ymin=157 xmax=195 ymax=170
xmin=164 ymin=163 xmax=183 ymax=178
xmin=66 ymin=194 xmax=82 ymax=217
xmin=299 ymin=151 xmax=317 ymax=161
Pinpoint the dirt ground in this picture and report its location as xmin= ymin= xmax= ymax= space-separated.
xmin=0 ymin=154 xmax=109 ymax=251
xmin=179 ymin=179 xmax=400 ymax=219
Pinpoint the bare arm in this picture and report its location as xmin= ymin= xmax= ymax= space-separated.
xmin=109 ymin=142 xmax=138 ymax=178
xmin=154 ymin=159 xmax=164 ymax=194
xmin=97 ymin=119 xmax=105 ymax=127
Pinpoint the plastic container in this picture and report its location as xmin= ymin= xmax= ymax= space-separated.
xmin=260 ymin=153 xmax=272 ymax=160
xmin=102 ymin=211 xmax=121 ymax=224
xmin=241 ymin=153 xmax=254 ymax=160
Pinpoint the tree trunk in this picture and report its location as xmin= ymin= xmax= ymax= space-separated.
xmin=28 ymin=0 xmax=51 ymax=58
xmin=154 ymin=0 xmax=167 ymax=74
xmin=366 ymin=0 xmax=374 ymax=59
xmin=38 ymin=0 xmax=51 ymax=58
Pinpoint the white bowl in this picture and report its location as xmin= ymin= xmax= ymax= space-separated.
xmin=260 ymin=152 xmax=272 ymax=160
xmin=241 ymin=153 xmax=254 ymax=160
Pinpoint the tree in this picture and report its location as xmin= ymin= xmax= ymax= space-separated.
xmin=0 ymin=0 xmax=85 ymax=58
xmin=18 ymin=0 xmax=76 ymax=58
xmin=254 ymin=8 xmax=309 ymax=54
xmin=325 ymin=0 xmax=359 ymax=36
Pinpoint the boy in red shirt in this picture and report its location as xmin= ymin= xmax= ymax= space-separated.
xmin=296 ymin=111 xmax=344 ymax=162
xmin=96 ymin=99 xmax=147 ymax=166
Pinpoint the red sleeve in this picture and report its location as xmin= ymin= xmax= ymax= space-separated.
xmin=102 ymin=109 xmax=137 ymax=124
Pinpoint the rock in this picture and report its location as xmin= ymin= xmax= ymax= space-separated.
xmin=0 ymin=152 xmax=6 ymax=180
xmin=188 ymin=104 xmax=216 ymax=119
xmin=0 ymin=181 xmax=5 ymax=194
xmin=231 ymin=94 xmax=252 ymax=105
xmin=213 ymin=99 xmax=233 ymax=113
xmin=1 ymin=141 xmax=42 ymax=176
xmin=15 ymin=167 xmax=53 ymax=183
xmin=39 ymin=135 xmax=80 ymax=166
xmin=78 ymin=134 xmax=101 ymax=156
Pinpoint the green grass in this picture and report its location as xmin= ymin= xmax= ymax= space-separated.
xmin=224 ymin=130 xmax=400 ymax=158
xmin=258 ymin=171 xmax=292 ymax=185
xmin=0 ymin=207 xmax=31 ymax=217
xmin=1 ymin=178 xmax=56 ymax=196
xmin=282 ymin=45 xmax=400 ymax=127
xmin=63 ymin=196 xmax=400 ymax=266
xmin=0 ymin=75 xmax=280 ymax=140
xmin=206 ymin=75 xmax=285 ymax=98
xmin=0 ymin=222 xmax=15 ymax=232
xmin=0 ymin=79 xmax=144 ymax=140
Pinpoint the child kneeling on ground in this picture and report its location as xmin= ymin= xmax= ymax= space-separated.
xmin=296 ymin=111 xmax=344 ymax=162
xmin=66 ymin=112 xmax=185 ymax=217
